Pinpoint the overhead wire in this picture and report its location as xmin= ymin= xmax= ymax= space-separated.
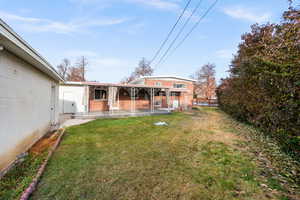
xmin=156 ymin=0 xmax=219 ymax=68
xmin=153 ymin=0 xmax=204 ymax=69
xmin=149 ymin=0 xmax=193 ymax=65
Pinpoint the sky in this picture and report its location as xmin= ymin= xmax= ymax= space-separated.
xmin=0 ymin=0 xmax=294 ymax=83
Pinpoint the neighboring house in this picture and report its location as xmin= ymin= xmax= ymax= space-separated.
xmin=0 ymin=19 xmax=63 ymax=173
xmin=59 ymin=81 xmax=170 ymax=115
xmin=131 ymin=76 xmax=196 ymax=110
xmin=59 ymin=76 xmax=195 ymax=115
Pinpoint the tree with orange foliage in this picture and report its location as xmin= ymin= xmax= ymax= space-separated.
xmin=192 ymin=63 xmax=217 ymax=101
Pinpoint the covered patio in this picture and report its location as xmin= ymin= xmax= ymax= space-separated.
xmin=73 ymin=82 xmax=172 ymax=119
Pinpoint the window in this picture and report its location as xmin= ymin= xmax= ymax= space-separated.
xmin=173 ymin=83 xmax=186 ymax=88
xmin=171 ymin=92 xmax=180 ymax=96
xmin=155 ymin=91 xmax=166 ymax=96
xmin=155 ymin=82 xmax=162 ymax=86
xmin=95 ymin=89 xmax=107 ymax=100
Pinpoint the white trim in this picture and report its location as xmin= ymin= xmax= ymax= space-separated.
xmin=131 ymin=76 xmax=197 ymax=84
xmin=62 ymin=81 xmax=86 ymax=85
xmin=61 ymin=81 xmax=170 ymax=89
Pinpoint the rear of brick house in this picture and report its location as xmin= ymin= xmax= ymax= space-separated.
xmin=131 ymin=76 xmax=195 ymax=110
xmin=59 ymin=76 xmax=195 ymax=115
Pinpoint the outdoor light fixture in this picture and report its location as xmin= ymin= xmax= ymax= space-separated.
xmin=0 ymin=45 xmax=4 ymax=51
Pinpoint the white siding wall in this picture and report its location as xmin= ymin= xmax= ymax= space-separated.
xmin=59 ymin=85 xmax=88 ymax=114
xmin=0 ymin=50 xmax=59 ymax=171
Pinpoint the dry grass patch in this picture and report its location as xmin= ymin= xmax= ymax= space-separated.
xmin=29 ymin=109 xmax=298 ymax=200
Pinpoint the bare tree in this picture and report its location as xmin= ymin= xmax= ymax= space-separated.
xmin=192 ymin=63 xmax=217 ymax=100
xmin=57 ymin=58 xmax=71 ymax=80
xmin=75 ymin=56 xmax=88 ymax=81
xmin=134 ymin=58 xmax=153 ymax=77
xmin=67 ymin=67 xmax=84 ymax=82
xmin=122 ymin=57 xmax=154 ymax=83
xmin=56 ymin=56 xmax=88 ymax=82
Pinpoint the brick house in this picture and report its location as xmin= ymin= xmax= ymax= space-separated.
xmin=59 ymin=76 xmax=195 ymax=116
xmin=59 ymin=81 xmax=171 ymax=115
xmin=130 ymin=76 xmax=196 ymax=110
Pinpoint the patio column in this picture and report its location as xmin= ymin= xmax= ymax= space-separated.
xmin=130 ymin=87 xmax=136 ymax=113
xmin=85 ymin=85 xmax=90 ymax=113
xmin=166 ymin=89 xmax=170 ymax=112
xmin=150 ymin=88 xmax=154 ymax=113
xmin=108 ymin=86 xmax=118 ymax=113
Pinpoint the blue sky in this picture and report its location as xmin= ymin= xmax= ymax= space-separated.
xmin=0 ymin=0 xmax=293 ymax=83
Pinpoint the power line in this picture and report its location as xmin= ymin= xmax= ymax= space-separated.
xmin=154 ymin=0 xmax=204 ymax=69
xmin=150 ymin=0 xmax=193 ymax=65
xmin=156 ymin=0 xmax=219 ymax=67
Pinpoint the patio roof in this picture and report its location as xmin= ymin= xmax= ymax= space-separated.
xmin=63 ymin=81 xmax=171 ymax=89
xmin=130 ymin=75 xmax=197 ymax=84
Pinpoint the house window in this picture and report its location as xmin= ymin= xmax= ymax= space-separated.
xmin=173 ymin=83 xmax=186 ymax=88
xmin=95 ymin=89 xmax=107 ymax=100
xmin=171 ymin=92 xmax=180 ymax=96
xmin=155 ymin=82 xmax=162 ymax=86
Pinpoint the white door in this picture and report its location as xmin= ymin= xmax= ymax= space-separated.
xmin=50 ymin=85 xmax=57 ymax=125
xmin=63 ymin=92 xmax=76 ymax=113
xmin=172 ymin=99 xmax=179 ymax=108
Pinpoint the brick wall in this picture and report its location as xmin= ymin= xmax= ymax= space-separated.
xmin=144 ymin=79 xmax=194 ymax=109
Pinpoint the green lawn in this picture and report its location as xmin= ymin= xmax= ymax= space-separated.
xmin=30 ymin=108 xmax=299 ymax=200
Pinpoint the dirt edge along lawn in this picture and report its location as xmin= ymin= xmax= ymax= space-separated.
xmin=0 ymin=132 xmax=60 ymax=200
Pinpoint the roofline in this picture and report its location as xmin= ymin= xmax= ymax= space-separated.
xmin=62 ymin=81 xmax=170 ymax=89
xmin=0 ymin=19 xmax=63 ymax=82
xmin=132 ymin=75 xmax=197 ymax=83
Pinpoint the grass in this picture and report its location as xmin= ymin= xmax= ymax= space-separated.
xmin=27 ymin=108 xmax=299 ymax=200
xmin=0 ymin=151 xmax=48 ymax=199
xmin=0 ymin=131 xmax=59 ymax=200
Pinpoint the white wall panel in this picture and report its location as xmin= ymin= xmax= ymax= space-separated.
xmin=0 ymin=50 xmax=59 ymax=171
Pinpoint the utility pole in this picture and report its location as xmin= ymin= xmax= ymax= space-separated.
xmin=77 ymin=56 xmax=88 ymax=81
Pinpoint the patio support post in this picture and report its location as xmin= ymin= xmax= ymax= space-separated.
xmin=166 ymin=89 xmax=170 ymax=112
xmin=151 ymin=88 xmax=154 ymax=113
xmin=130 ymin=87 xmax=136 ymax=113
xmin=130 ymin=87 xmax=132 ymax=113
xmin=160 ymin=89 xmax=162 ymax=109
xmin=150 ymin=88 xmax=152 ymax=113
xmin=85 ymin=85 xmax=90 ymax=113
xmin=117 ymin=87 xmax=120 ymax=110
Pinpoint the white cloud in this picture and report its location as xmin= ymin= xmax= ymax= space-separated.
xmin=0 ymin=11 xmax=128 ymax=34
xmin=216 ymin=49 xmax=235 ymax=59
xmin=69 ymin=0 xmax=180 ymax=11
xmin=64 ymin=49 xmax=130 ymax=68
xmin=127 ymin=0 xmax=179 ymax=11
xmin=123 ymin=22 xmax=145 ymax=35
xmin=92 ymin=57 xmax=124 ymax=66
xmin=223 ymin=6 xmax=271 ymax=23
xmin=0 ymin=11 xmax=42 ymax=23
xmin=65 ymin=50 xmax=98 ymax=58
